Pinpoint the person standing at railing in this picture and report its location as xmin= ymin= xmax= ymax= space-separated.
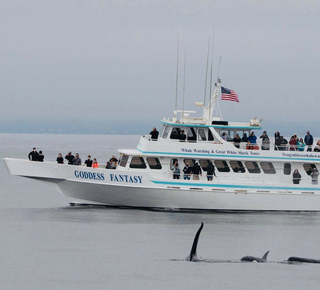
xmin=260 ymin=131 xmax=270 ymax=150
xmin=206 ymin=161 xmax=216 ymax=181
xmin=248 ymin=132 xmax=257 ymax=146
xmin=311 ymin=168 xmax=319 ymax=185
xmin=92 ymin=158 xmax=99 ymax=168
xmin=192 ymin=162 xmax=202 ymax=180
xmin=150 ymin=127 xmax=159 ymax=140
xmin=183 ymin=163 xmax=192 ymax=180
xmin=233 ymin=134 xmax=241 ymax=149
xmin=171 ymin=161 xmax=180 ymax=179
xmin=289 ymin=136 xmax=297 ymax=151
xmin=304 ymin=131 xmax=314 ymax=152
xmin=292 ymin=169 xmax=301 ymax=184
xmin=297 ymin=138 xmax=306 ymax=151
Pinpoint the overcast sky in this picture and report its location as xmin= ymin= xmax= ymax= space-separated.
xmin=1 ymin=0 xmax=320 ymax=129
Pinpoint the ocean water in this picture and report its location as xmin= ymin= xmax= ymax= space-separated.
xmin=1 ymin=133 xmax=320 ymax=290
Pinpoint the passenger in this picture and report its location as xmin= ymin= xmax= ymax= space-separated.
xmin=310 ymin=168 xmax=319 ymax=185
xmin=233 ymin=133 xmax=241 ymax=149
xmin=304 ymin=131 xmax=313 ymax=152
xmin=297 ymin=138 xmax=306 ymax=151
xmin=85 ymin=155 xmax=93 ymax=167
xmin=260 ymin=131 xmax=270 ymax=150
xmin=292 ymin=169 xmax=301 ymax=184
xmin=65 ymin=152 xmax=74 ymax=165
xmin=183 ymin=163 xmax=192 ymax=180
xmin=221 ymin=132 xmax=229 ymax=141
xmin=37 ymin=150 xmax=44 ymax=162
xmin=179 ymin=130 xmax=187 ymax=142
xmin=274 ymin=131 xmax=281 ymax=150
xmin=279 ymin=136 xmax=288 ymax=151
xmin=28 ymin=147 xmax=38 ymax=161
xmin=289 ymin=136 xmax=297 ymax=151
xmin=248 ymin=132 xmax=257 ymax=146
xmin=241 ymin=133 xmax=248 ymax=143
xmin=313 ymin=140 xmax=320 ymax=152
xmin=206 ymin=161 xmax=216 ymax=181
xmin=72 ymin=153 xmax=82 ymax=166
xmin=92 ymin=158 xmax=99 ymax=168
xmin=192 ymin=162 xmax=202 ymax=180
xmin=150 ymin=127 xmax=159 ymax=140
xmin=171 ymin=161 xmax=180 ymax=179
xmin=56 ymin=153 xmax=64 ymax=164
xmin=109 ymin=155 xmax=118 ymax=169
xmin=105 ymin=161 xmax=113 ymax=169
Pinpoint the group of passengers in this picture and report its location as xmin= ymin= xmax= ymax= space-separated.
xmin=171 ymin=160 xmax=216 ymax=181
xmin=224 ymin=130 xmax=320 ymax=152
xmin=293 ymin=168 xmax=319 ymax=185
xmin=28 ymin=148 xmax=44 ymax=162
xmin=29 ymin=148 xmax=118 ymax=169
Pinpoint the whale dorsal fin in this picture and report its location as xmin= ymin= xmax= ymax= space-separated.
xmin=189 ymin=222 xmax=204 ymax=261
xmin=262 ymin=250 xmax=270 ymax=261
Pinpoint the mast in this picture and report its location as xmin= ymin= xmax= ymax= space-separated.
xmin=175 ymin=35 xmax=179 ymax=111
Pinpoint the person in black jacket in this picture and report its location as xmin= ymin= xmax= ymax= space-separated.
xmin=65 ymin=152 xmax=74 ymax=165
xmin=150 ymin=127 xmax=159 ymax=140
xmin=28 ymin=148 xmax=38 ymax=161
xmin=292 ymin=169 xmax=301 ymax=184
xmin=192 ymin=162 xmax=202 ymax=180
xmin=37 ymin=150 xmax=44 ymax=162
xmin=206 ymin=161 xmax=216 ymax=181
xmin=183 ymin=163 xmax=192 ymax=180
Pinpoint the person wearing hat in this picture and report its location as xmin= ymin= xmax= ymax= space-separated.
xmin=192 ymin=162 xmax=202 ymax=180
xmin=28 ymin=147 xmax=38 ymax=161
xmin=179 ymin=130 xmax=186 ymax=142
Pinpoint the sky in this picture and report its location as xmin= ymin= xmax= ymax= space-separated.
xmin=1 ymin=0 xmax=320 ymax=134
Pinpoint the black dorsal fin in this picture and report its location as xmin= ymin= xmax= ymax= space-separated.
xmin=262 ymin=250 xmax=270 ymax=261
xmin=189 ymin=222 xmax=204 ymax=261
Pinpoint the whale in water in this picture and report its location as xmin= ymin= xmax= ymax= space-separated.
xmin=241 ymin=251 xmax=270 ymax=263
xmin=187 ymin=222 xmax=204 ymax=262
xmin=288 ymin=257 xmax=320 ymax=264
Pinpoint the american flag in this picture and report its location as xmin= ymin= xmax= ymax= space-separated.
xmin=221 ymin=86 xmax=239 ymax=102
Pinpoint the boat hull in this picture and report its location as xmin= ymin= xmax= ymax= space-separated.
xmin=4 ymin=158 xmax=320 ymax=211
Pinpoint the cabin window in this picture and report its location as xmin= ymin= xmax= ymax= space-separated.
xmin=199 ymin=159 xmax=210 ymax=171
xmin=147 ymin=157 xmax=162 ymax=170
xmin=129 ymin=157 xmax=147 ymax=169
xmin=214 ymin=160 xmax=230 ymax=172
xmin=184 ymin=159 xmax=196 ymax=167
xmin=303 ymin=164 xmax=317 ymax=175
xmin=245 ymin=161 xmax=261 ymax=173
xmin=119 ymin=154 xmax=129 ymax=167
xmin=230 ymin=161 xmax=245 ymax=173
xmin=187 ymin=127 xmax=197 ymax=142
xmin=284 ymin=163 xmax=291 ymax=175
xmin=170 ymin=127 xmax=181 ymax=139
xmin=198 ymin=129 xmax=207 ymax=141
xmin=208 ymin=129 xmax=214 ymax=141
xmin=261 ymin=162 xmax=276 ymax=174
xmin=162 ymin=126 xmax=170 ymax=139
xmin=171 ymin=158 xmax=178 ymax=167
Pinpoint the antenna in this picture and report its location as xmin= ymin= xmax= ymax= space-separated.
xmin=182 ymin=47 xmax=186 ymax=120
xmin=217 ymin=56 xmax=222 ymax=82
xmin=209 ymin=28 xmax=214 ymax=121
xmin=203 ymin=37 xmax=210 ymax=106
xmin=175 ymin=35 xmax=179 ymax=111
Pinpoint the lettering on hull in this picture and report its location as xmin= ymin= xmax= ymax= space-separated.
xmin=74 ymin=170 xmax=105 ymax=181
xmin=110 ymin=174 xmax=142 ymax=183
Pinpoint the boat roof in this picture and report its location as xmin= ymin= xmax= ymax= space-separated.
xmin=160 ymin=120 xmax=262 ymax=130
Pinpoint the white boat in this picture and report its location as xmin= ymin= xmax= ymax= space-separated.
xmin=4 ymin=81 xmax=320 ymax=211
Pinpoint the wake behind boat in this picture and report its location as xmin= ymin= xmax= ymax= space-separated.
xmin=3 ymin=80 xmax=320 ymax=211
